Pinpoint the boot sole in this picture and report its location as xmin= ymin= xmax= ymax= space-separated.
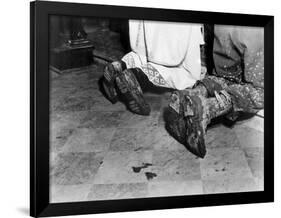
xmin=102 ymin=79 xmax=118 ymax=104
xmin=168 ymin=92 xmax=206 ymax=158
xmin=184 ymin=95 xmax=207 ymax=158
xmin=116 ymin=70 xmax=150 ymax=116
xmin=104 ymin=64 xmax=116 ymax=83
xmin=102 ymin=64 xmax=118 ymax=104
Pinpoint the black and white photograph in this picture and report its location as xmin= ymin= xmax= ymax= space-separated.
xmin=1 ymin=0 xmax=279 ymax=217
xmin=49 ymin=15 xmax=265 ymax=203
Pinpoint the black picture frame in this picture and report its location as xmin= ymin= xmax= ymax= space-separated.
xmin=30 ymin=1 xmax=274 ymax=217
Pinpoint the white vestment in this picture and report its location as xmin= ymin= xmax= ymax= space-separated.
xmin=122 ymin=20 xmax=204 ymax=90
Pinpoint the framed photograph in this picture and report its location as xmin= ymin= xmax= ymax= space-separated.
xmin=30 ymin=1 xmax=274 ymax=217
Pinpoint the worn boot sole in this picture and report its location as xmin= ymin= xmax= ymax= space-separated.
xmin=102 ymin=63 xmax=119 ymax=104
xmin=168 ymin=91 xmax=206 ymax=158
xmin=184 ymin=95 xmax=207 ymax=158
xmin=165 ymin=106 xmax=187 ymax=145
xmin=116 ymin=69 xmax=151 ymax=116
xmin=102 ymin=78 xmax=118 ymax=104
xmin=104 ymin=63 xmax=116 ymax=83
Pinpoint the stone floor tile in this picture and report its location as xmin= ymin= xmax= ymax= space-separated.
xmin=50 ymin=152 xmax=58 ymax=169
xmin=62 ymin=128 xmax=115 ymax=153
xmin=109 ymin=128 xmax=149 ymax=151
xmin=87 ymin=183 xmax=148 ymax=201
xmin=79 ymin=111 xmax=126 ymax=129
xmin=50 ymin=184 xmax=92 ymax=203
xmin=50 ymin=152 xmax=104 ymax=185
xmin=200 ymin=148 xmax=253 ymax=180
xmin=50 ymin=111 xmax=89 ymax=153
xmin=253 ymin=177 xmax=264 ymax=191
xmin=151 ymin=126 xmax=187 ymax=151
xmin=50 ymin=128 xmax=74 ymax=153
xmin=149 ymin=150 xmax=201 ymax=182
xmin=50 ymin=111 xmax=88 ymax=126
xmin=90 ymin=95 xmax=126 ymax=112
xmin=203 ymin=177 xmax=259 ymax=194
xmin=206 ymin=125 xmax=240 ymax=148
xmin=234 ymin=126 xmax=264 ymax=148
xmin=93 ymin=150 xmax=153 ymax=184
xmin=52 ymin=93 xmax=97 ymax=112
xmin=243 ymin=147 xmax=264 ymax=179
xmin=118 ymin=111 xmax=160 ymax=129
xmin=109 ymin=125 xmax=185 ymax=152
xmin=148 ymin=180 xmax=203 ymax=197
xmin=235 ymin=115 xmax=264 ymax=133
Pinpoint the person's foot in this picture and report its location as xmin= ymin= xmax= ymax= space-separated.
xmin=102 ymin=78 xmax=118 ymax=103
xmin=116 ymin=69 xmax=151 ymax=115
xmin=182 ymin=90 xmax=232 ymax=158
xmin=183 ymin=94 xmax=207 ymax=158
xmin=102 ymin=61 xmax=126 ymax=103
xmin=165 ymin=93 xmax=187 ymax=145
xmin=104 ymin=61 xmax=126 ymax=83
xmin=168 ymin=91 xmax=207 ymax=158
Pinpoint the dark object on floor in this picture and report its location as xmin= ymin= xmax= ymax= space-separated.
xmin=50 ymin=15 xmax=95 ymax=71
xmin=132 ymin=163 xmax=153 ymax=173
xmin=145 ymin=172 xmax=157 ymax=180
xmin=50 ymin=43 xmax=94 ymax=71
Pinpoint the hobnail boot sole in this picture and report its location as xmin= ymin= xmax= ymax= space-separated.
xmin=115 ymin=71 xmax=151 ymax=116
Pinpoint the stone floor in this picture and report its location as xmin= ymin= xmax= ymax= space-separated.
xmin=49 ymin=64 xmax=264 ymax=203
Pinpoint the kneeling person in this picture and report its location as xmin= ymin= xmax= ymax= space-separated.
xmin=167 ymin=25 xmax=264 ymax=158
xmin=102 ymin=20 xmax=205 ymax=115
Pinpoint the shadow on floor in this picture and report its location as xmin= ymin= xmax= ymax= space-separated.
xmin=17 ymin=207 xmax=29 ymax=216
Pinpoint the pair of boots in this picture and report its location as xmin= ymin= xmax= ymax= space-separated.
xmin=102 ymin=61 xmax=151 ymax=115
xmin=102 ymin=61 xmax=233 ymax=158
xmin=167 ymin=78 xmax=233 ymax=158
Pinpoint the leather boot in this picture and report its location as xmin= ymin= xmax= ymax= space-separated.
xmin=168 ymin=83 xmax=232 ymax=158
xmin=184 ymin=91 xmax=232 ymax=158
xmin=116 ymin=68 xmax=151 ymax=116
xmin=102 ymin=60 xmax=126 ymax=103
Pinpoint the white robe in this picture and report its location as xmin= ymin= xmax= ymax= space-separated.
xmin=122 ymin=20 xmax=204 ymax=90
